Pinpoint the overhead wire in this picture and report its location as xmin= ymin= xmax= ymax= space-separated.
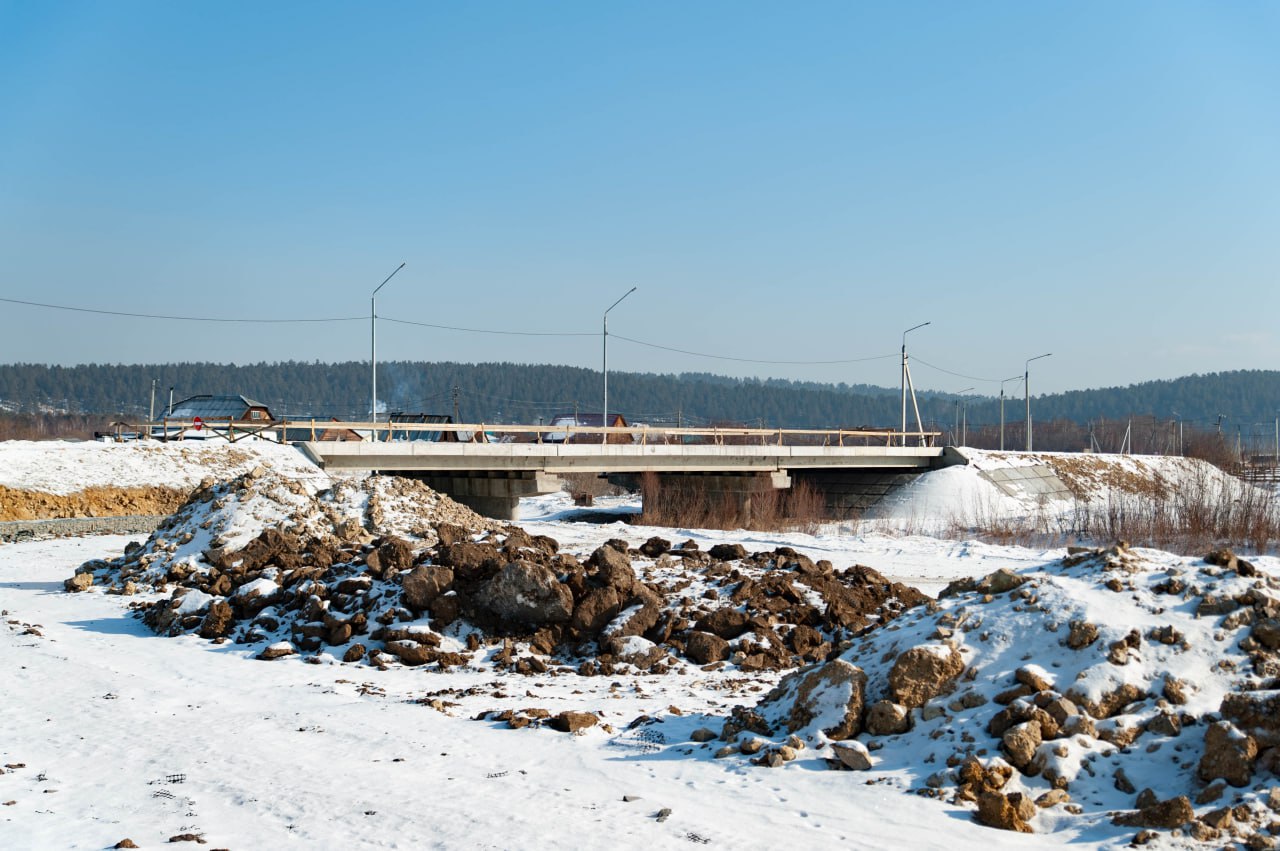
xmin=0 ymin=296 xmax=363 ymax=324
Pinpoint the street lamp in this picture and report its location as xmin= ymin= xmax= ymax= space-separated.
xmin=603 ymin=287 xmax=637 ymax=444
xmin=1024 ymin=353 xmax=1051 ymax=451
xmin=900 ymin=321 xmax=931 ymax=446
xmin=999 ymin=374 xmax=1022 ymax=451
xmin=953 ymin=388 xmax=974 ymax=447
xmin=371 ymin=262 xmax=406 ymax=424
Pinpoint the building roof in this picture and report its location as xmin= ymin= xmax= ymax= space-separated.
xmin=169 ymin=394 xmax=271 ymax=420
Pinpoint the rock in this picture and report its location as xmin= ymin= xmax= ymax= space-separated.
xmin=957 ymin=757 xmax=1013 ymax=798
xmin=1205 ymin=548 xmax=1239 ymax=570
xmin=690 ymin=728 xmax=717 ymax=743
xmin=695 ymin=607 xmax=751 ymax=639
xmin=978 ymin=569 xmax=1028 ymax=595
xmin=831 ymin=741 xmax=873 ymax=771
xmin=1064 ymin=681 xmax=1144 ymax=719
xmin=438 ymin=541 xmax=501 ymax=574
xmin=1163 ymin=676 xmax=1191 ymax=705
xmin=1253 ymin=620 xmax=1280 ymax=651
xmin=401 ymin=565 xmax=454 ymax=611
xmin=1198 ymin=720 xmax=1258 ymax=787
xmin=64 ymin=572 xmax=93 ymax=592
xmin=1113 ymin=767 xmax=1136 ymax=794
xmin=1220 ymin=691 xmax=1280 ymax=747
xmin=708 ymin=543 xmax=747 ymax=561
xmin=888 ymin=644 xmax=964 ymax=709
xmin=114 ymin=841 xmax=139 ymax=849
xmin=197 ymin=600 xmax=234 ymax=639
xmin=1195 ymin=781 xmax=1227 ymax=805
xmin=476 ymin=561 xmax=573 ymax=627
xmin=342 ymin=643 xmax=366 ymax=663
xmin=684 ymin=630 xmax=730 ymax=665
xmin=572 ymin=587 xmax=623 ymax=635
xmin=757 ymin=659 xmax=868 ymax=740
xmin=368 ymin=537 xmax=415 ymax=576
xmin=1002 ymin=721 xmax=1043 ymax=772
xmin=1015 ymin=665 xmax=1053 ymax=692
xmin=552 ymin=711 xmax=599 ymax=733
xmin=588 ymin=545 xmax=636 ymax=594
xmin=1036 ymin=789 xmax=1071 ymax=808
xmin=257 ymin=641 xmax=296 ymax=661
xmin=1112 ymin=795 xmax=1194 ymax=829
xmin=864 ymin=700 xmax=912 ymax=736
xmin=1066 ymin=620 xmax=1099 ymax=649
xmin=1146 ymin=712 xmax=1182 ymax=737
xmin=639 ymin=536 xmax=671 ymax=558
xmin=976 ymin=792 xmax=1034 ymax=833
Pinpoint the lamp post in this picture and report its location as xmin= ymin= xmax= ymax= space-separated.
xmin=370 ymin=263 xmax=406 ymax=425
xmin=900 ymin=321 xmax=931 ymax=446
xmin=999 ymin=374 xmax=1021 ymax=451
xmin=953 ymin=387 xmax=974 ymax=447
xmin=603 ymin=286 xmax=637 ymax=444
xmin=1024 ymin=353 xmax=1051 ymax=451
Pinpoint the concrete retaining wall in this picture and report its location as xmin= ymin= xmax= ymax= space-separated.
xmin=0 ymin=515 xmax=167 ymax=543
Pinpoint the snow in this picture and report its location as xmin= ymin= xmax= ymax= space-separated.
xmin=5 ymin=442 xmax=1280 ymax=848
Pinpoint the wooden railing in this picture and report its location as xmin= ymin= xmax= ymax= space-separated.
xmin=131 ymin=418 xmax=942 ymax=448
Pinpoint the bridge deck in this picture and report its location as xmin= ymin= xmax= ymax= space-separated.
xmin=301 ymin=440 xmax=949 ymax=474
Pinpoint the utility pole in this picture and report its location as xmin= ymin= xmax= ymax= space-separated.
xmin=602 ymin=286 xmax=637 ymax=445
xmin=370 ymin=262 xmax=406 ymax=424
xmin=1024 ymin=353 xmax=1051 ymax=451
xmin=998 ymin=375 xmax=1020 ymax=451
xmin=452 ymin=384 xmax=460 ymax=423
xmin=149 ymin=378 xmax=156 ymax=423
xmin=900 ymin=321 xmax=930 ymax=446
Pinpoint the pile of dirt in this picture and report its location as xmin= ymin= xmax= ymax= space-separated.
xmin=0 ymin=483 xmax=190 ymax=522
xmin=67 ymin=471 xmax=928 ymax=676
xmin=706 ymin=542 xmax=1280 ymax=845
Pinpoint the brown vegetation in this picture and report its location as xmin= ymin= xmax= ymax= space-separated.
xmin=0 ymin=412 xmax=110 ymax=441
xmin=638 ymin=472 xmax=827 ymax=532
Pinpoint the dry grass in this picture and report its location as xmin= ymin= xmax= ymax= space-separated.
xmin=638 ymin=472 xmax=828 ymax=532
xmin=941 ymin=465 xmax=1280 ymax=555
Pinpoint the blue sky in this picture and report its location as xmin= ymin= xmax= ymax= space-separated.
xmin=1 ymin=1 xmax=1277 ymax=395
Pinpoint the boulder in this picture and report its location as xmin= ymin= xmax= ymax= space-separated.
xmin=708 ymin=543 xmax=748 ymax=562
xmin=696 ymin=607 xmax=751 ymax=639
xmin=756 ymin=659 xmax=867 ymax=740
xmin=685 ymin=631 xmax=731 ymax=665
xmin=639 ymin=536 xmax=671 ymax=558
xmin=864 ymin=700 xmax=912 ymax=736
xmin=976 ymin=792 xmax=1035 ymax=833
xmin=64 ymin=572 xmax=93 ymax=592
xmin=831 ymin=741 xmax=873 ymax=771
xmin=1220 ymin=691 xmax=1280 ymax=747
xmin=552 ymin=711 xmax=599 ymax=733
xmin=257 ymin=641 xmax=296 ymax=661
xmin=1112 ymin=796 xmax=1194 ymax=829
xmin=888 ymin=644 xmax=964 ymax=709
xmin=401 ymin=565 xmax=454 ymax=612
xmin=1198 ymin=720 xmax=1258 ymax=787
xmin=476 ymin=561 xmax=573 ymax=627
xmin=198 ymin=600 xmax=234 ymax=639
xmin=1002 ymin=721 xmax=1043 ymax=773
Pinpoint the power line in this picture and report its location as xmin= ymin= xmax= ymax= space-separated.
xmin=911 ymin=356 xmax=1005 ymax=384
xmin=612 ymin=333 xmax=897 ymax=366
xmin=383 ymin=317 xmax=593 ymax=337
xmin=0 ymin=296 xmax=363 ymax=324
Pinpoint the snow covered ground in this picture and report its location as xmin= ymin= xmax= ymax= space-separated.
xmin=3 ymin=533 xmax=1084 ymax=851
xmin=4 ymin=443 xmax=1280 ymax=849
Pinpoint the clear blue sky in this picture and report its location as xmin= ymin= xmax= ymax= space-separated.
xmin=1 ymin=1 xmax=1277 ymax=395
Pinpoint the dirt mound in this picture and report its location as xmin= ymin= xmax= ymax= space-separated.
xmin=708 ymin=542 xmax=1280 ymax=846
xmin=69 ymin=473 xmax=929 ymax=677
xmin=0 ymin=484 xmax=190 ymax=521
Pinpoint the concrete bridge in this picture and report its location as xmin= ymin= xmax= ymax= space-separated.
xmin=296 ymin=423 xmax=959 ymax=519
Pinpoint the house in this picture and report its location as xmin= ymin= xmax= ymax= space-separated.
xmin=544 ymin=412 xmax=630 ymax=444
xmin=280 ymin=418 xmax=365 ymax=442
xmin=168 ymin=394 xmax=274 ymax=424
xmin=386 ymin=413 xmax=487 ymax=443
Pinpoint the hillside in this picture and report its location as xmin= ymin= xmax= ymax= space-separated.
xmin=1 ymin=362 xmax=1277 ymax=439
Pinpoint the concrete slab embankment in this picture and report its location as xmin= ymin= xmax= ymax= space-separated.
xmin=0 ymin=515 xmax=168 ymax=543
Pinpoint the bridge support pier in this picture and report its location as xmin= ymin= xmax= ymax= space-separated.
xmin=405 ymin=471 xmax=562 ymax=521
xmin=611 ymin=471 xmax=792 ymax=527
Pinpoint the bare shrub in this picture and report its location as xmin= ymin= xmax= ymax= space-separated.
xmin=639 ymin=473 xmax=829 ymax=532
xmin=559 ymin=472 xmax=625 ymax=500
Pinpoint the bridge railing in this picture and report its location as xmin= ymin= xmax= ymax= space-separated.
xmin=121 ymin=419 xmax=941 ymax=448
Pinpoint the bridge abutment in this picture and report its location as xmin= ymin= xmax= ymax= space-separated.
xmin=403 ymin=471 xmax=562 ymax=521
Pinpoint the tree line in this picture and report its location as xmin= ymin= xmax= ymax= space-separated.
xmin=0 ymin=362 xmax=1276 ymax=435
